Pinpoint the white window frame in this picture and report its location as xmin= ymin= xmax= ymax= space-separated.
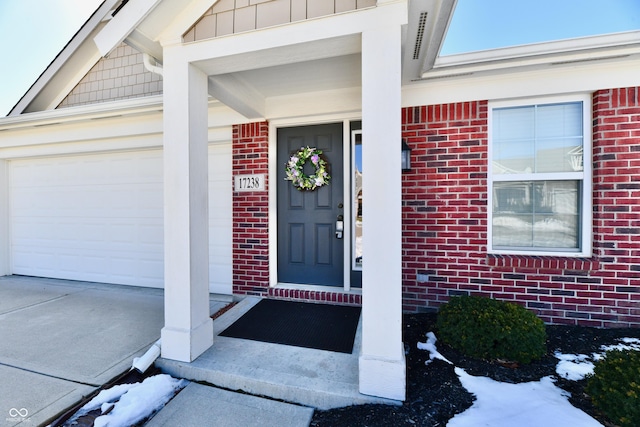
xmin=351 ymin=129 xmax=363 ymax=272
xmin=487 ymin=94 xmax=592 ymax=257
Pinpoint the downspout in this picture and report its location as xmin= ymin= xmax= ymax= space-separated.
xmin=132 ymin=339 xmax=162 ymax=373
xmin=134 ymin=53 xmax=162 ymax=375
xmin=142 ymin=53 xmax=163 ymax=77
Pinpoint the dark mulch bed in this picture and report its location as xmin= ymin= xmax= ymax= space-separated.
xmin=310 ymin=313 xmax=640 ymax=427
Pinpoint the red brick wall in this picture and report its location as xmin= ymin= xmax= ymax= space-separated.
xmin=232 ymin=122 xmax=270 ymax=296
xmin=269 ymin=287 xmax=362 ymax=305
xmin=401 ymin=87 xmax=640 ymax=328
xmin=591 ymin=87 xmax=640 ymax=326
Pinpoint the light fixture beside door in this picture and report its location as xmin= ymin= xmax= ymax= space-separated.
xmin=401 ymin=139 xmax=411 ymax=171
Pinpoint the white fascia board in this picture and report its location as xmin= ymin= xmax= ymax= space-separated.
xmin=178 ymin=1 xmax=408 ymax=70
xmin=0 ymin=96 xmax=164 ymax=131
xmin=155 ymin=0 xmax=221 ymax=46
xmin=403 ymin=55 xmax=640 ymax=107
xmin=94 ymin=0 xmax=162 ymax=57
xmin=40 ymin=51 xmax=104 ymax=112
xmin=9 ymin=0 xmax=119 ymax=116
xmin=424 ymin=30 xmax=640 ymax=78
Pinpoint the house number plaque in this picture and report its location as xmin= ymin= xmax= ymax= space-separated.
xmin=234 ymin=174 xmax=265 ymax=192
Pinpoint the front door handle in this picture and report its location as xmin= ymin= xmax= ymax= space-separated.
xmin=336 ymin=215 xmax=344 ymax=239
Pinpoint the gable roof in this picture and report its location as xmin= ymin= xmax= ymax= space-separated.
xmin=8 ymin=0 xmax=120 ymax=116
xmin=9 ymin=0 xmax=208 ymax=116
xmin=8 ymin=0 xmax=640 ymax=117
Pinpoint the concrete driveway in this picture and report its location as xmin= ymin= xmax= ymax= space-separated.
xmin=0 ymin=275 xmax=165 ymax=426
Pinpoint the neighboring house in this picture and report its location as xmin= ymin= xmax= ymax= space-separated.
xmin=0 ymin=0 xmax=639 ymax=401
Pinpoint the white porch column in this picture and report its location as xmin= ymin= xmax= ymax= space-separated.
xmin=359 ymin=23 xmax=406 ymax=401
xmin=0 ymin=160 xmax=8 ymax=276
xmin=161 ymin=48 xmax=213 ymax=362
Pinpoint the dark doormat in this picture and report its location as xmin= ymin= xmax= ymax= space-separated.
xmin=219 ymin=299 xmax=361 ymax=354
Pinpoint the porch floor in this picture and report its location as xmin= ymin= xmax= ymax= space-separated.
xmin=156 ymin=296 xmax=401 ymax=410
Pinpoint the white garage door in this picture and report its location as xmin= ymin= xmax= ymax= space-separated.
xmin=10 ymin=145 xmax=232 ymax=294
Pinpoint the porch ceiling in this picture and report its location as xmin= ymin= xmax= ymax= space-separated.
xmin=193 ymin=35 xmax=363 ymax=119
xmin=225 ymin=54 xmax=361 ymax=99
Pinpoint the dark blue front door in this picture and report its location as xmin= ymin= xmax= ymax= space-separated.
xmin=277 ymin=123 xmax=344 ymax=286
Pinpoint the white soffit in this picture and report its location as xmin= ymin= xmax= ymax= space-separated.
xmin=403 ymin=0 xmax=456 ymax=83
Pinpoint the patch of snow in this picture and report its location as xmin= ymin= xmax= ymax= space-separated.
xmin=554 ymin=352 xmax=595 ymax=381
xmin=448 ymin=369 xmax=603 ymax=427
xmin=417 ymin=332 xmax=452 ymax=365
xmin=554 ymin=337 xmax=640 ymax=380
xmin=73 ymin=383 xmax=139 ymax=417
xmin=68 ymin=374 xmax=188 ymax=427
xmin=600 ymin=338 xmax=640 ymax=353
xmin=417 ymin=332 xmax=609 ymax=427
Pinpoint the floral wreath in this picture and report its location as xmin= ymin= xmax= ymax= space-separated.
xmin=285 ymin=146 xmax=331 ymax=191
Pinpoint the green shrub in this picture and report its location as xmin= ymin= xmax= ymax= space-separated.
xmin=436 ymin=295 xmax=547 ymax=364
xmin=586 ymin=349 xmax=640 ymax=427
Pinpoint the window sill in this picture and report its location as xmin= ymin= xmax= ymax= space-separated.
xmin=487 ymin=254 xmax=599 ymax=271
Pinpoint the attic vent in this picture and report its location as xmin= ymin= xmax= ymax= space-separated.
xmin=412 ymin=12 xmax=428 ymax=60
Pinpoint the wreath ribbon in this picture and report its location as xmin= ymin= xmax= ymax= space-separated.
xmin=285 ymin=146 xmax=331 ymax=191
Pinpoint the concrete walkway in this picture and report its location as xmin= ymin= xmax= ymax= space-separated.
xmin=0 ymin=276 xmax=166 ymax=426
xmin=0 ymin=276 xmax=315 ymax=427
xmin=145 ymin=383 xmax=313 ymax=427
xmin=157 ymin=297 xmax=398 ymax=411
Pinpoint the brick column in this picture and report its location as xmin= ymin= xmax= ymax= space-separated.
xmin=232 ymin=122 xmax=270 ymax=296
xmin=592 ymin=87 xmax=640 ymax=326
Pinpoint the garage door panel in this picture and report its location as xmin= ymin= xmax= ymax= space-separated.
xmin=10 ymin=152 xmax=165 ymax=287
xmin=10 ymin=145 xmax=232 ymax=294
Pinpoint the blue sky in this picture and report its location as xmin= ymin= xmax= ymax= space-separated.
xmin=0 ymin=0 xmax=102 ymax=116
xmin=0 ymin=0 xmax=639 ymax=116
xmin=441 ymin=0 xmax=640 ymax=55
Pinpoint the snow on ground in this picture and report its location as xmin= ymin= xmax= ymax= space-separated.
xmin=448 ymin=370 xmax=601 ymax=427
xmin=417 ymin=332 xmax=452 ymax=365
xmin=67 ymin=374 xmax=188 ymax=427
xmin=60 ymin=335 xmax=639 ymax=427
xmin=555 ymin=337 xmax=640 ymax=381
xmin=554 ymin=352 xmax=594 ymax=381
xmin=417 ymin=333 xmax=640 ymax=427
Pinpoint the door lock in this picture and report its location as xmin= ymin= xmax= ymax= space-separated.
xmin=335 ymin=215 xmax=344 ymax=239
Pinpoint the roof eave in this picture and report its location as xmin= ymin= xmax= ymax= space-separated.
xmin=402 ymin=0 xmax=456 ymax=84
xmin=420 ymin=30 xmax=640 ymax=79
xmin=93 ymin=0 xmax=216 ymax=61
